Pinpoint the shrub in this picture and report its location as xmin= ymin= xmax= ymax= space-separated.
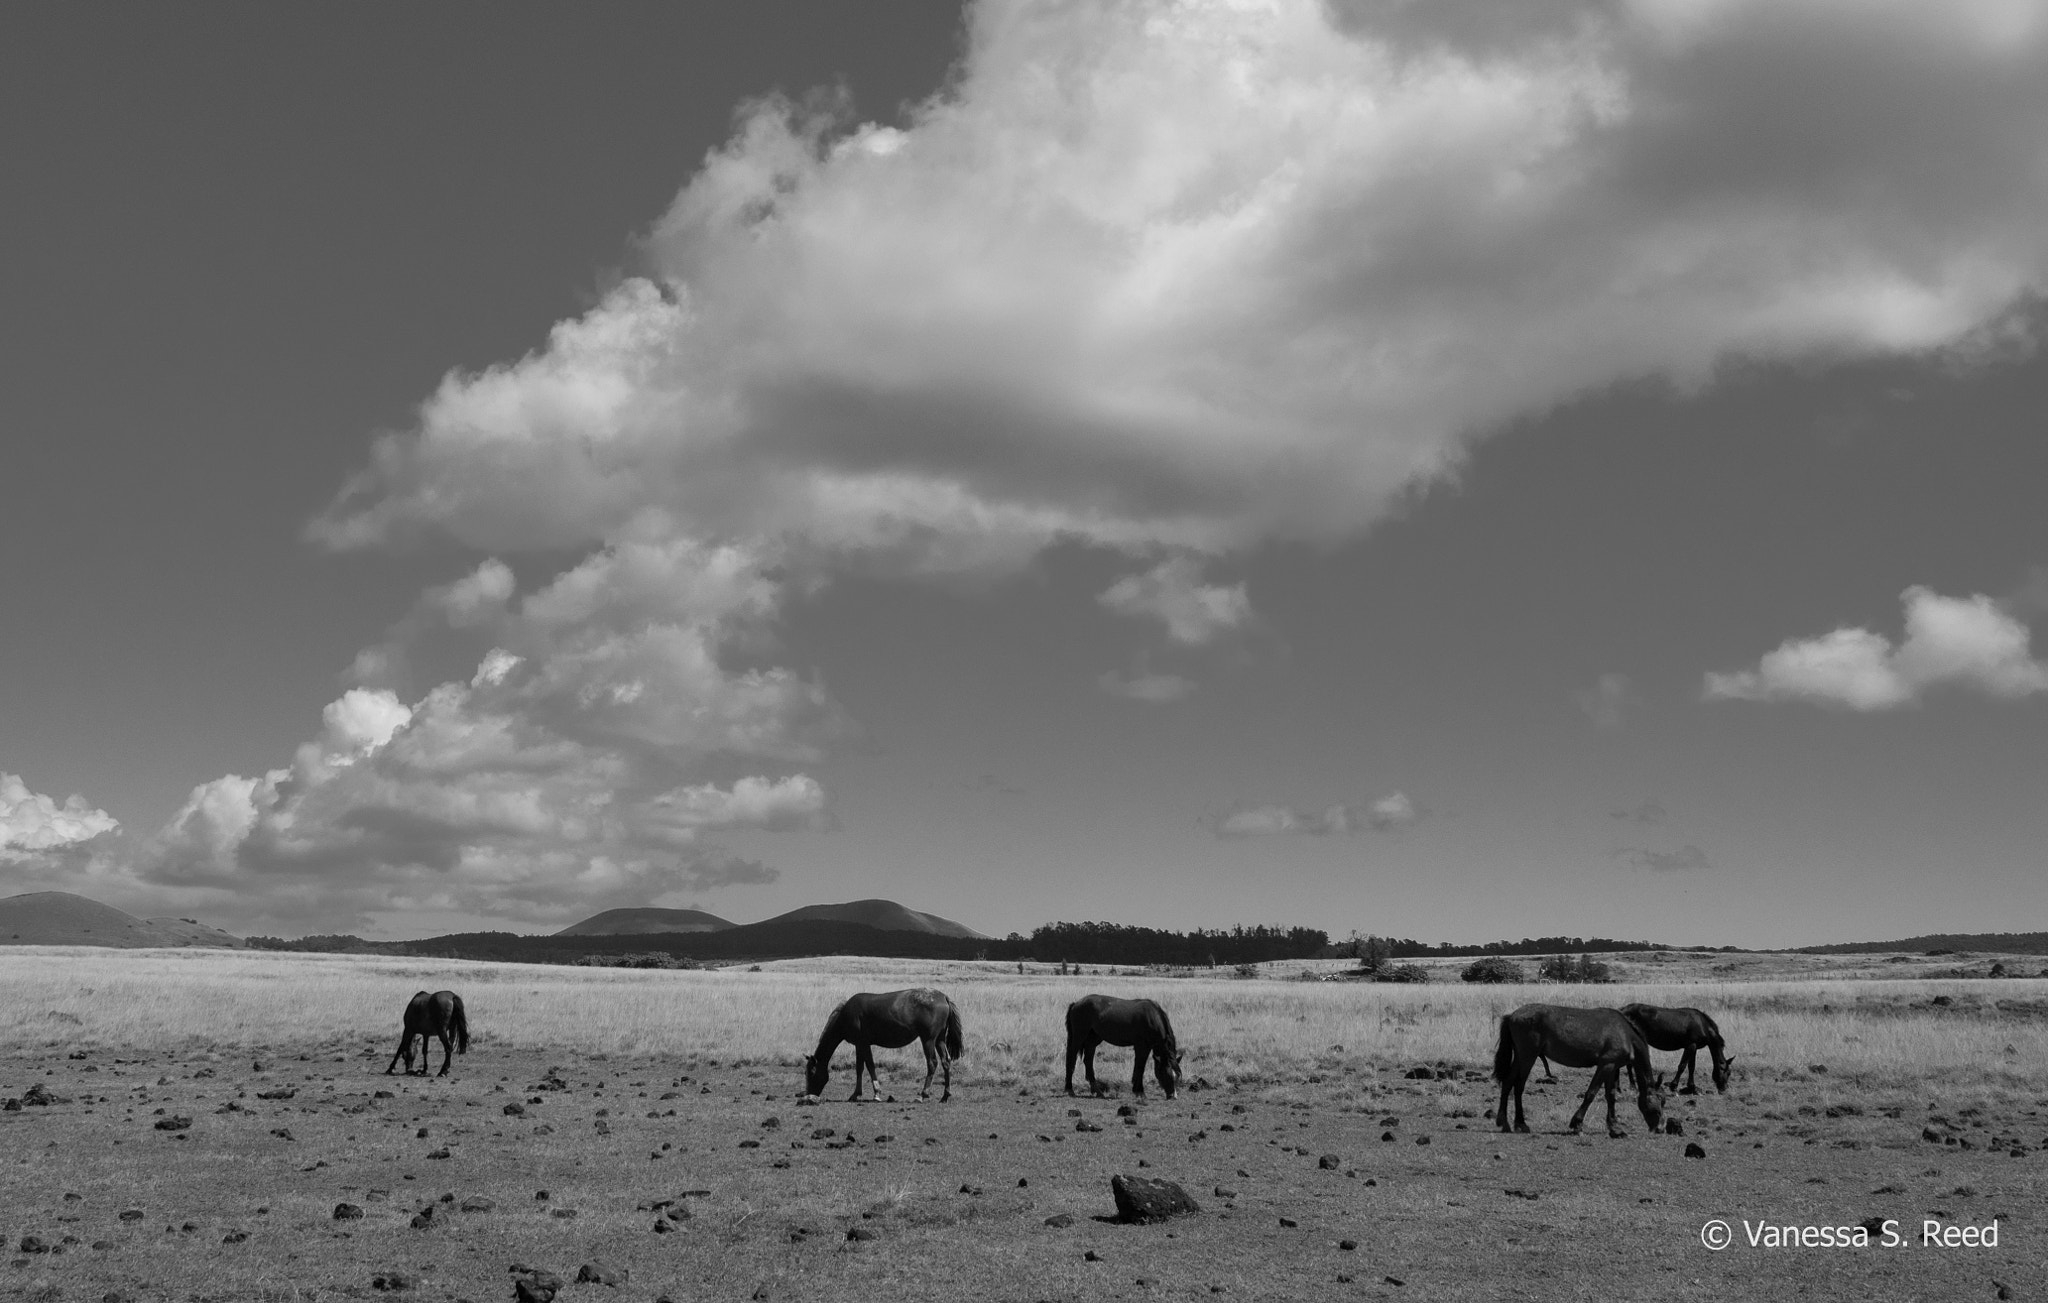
xmin=1373 ymin=963 xmax=1430 ymax=984
xmin=1538 ymin=954 xmax=1612 ymax=983
xmin=1233 ymin=963 xmax=1262 ymax=980
xmin=1460 ymin=956 xmax=1524 ymax=984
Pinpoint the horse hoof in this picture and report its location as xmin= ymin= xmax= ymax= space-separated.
xmin=1608 ymin=1129 xmax=1628 ymax=1139
xmin=1514 ymin=1123 xmax=1530 ymax=1134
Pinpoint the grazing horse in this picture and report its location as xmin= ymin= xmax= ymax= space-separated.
xmin=1064 ymin=995 xmax=1182 ymax=1099
xmin=1620 ymin=1004 xmax=1734 ymax=1094
xmin=804 ymin=988 xmax=964 ymax=1102
xmin=385 ymin=990 xmax=469 ymax=1077
xmin=1493 ymin=1004 xmax=1666 ymax=1138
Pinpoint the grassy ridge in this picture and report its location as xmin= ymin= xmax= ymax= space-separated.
xmin=4 ymin=948 xmax=2046 ymax=1097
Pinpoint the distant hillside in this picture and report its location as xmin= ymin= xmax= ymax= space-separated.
xmin=1799 ymin=932 xmax=2048 ymax=956
xmin=408 ymin=920 xmax=993 ymax=964
xmin=0 ymin=892 xmax=244 ymax=949
xmin=554 ymin=907 xmax=733 ymax=937
xmin=758 ymin=899 xmax=984 ymax=939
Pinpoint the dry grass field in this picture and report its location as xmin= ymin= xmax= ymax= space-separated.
xmin=4 ymin=946 xmax=2047 ymax=1300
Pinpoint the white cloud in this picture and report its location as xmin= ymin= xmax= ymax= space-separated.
xmin=1705 ymin=586 xmax=2048 ymax=709
xmin=1098 ymin=668 xmax=1198 ymax=704
xmin=1099 ymin=557 xmax=1252 ymax=646
xmin=1576 ymin=672 xmax=1634 ymax=728
xmin=216 ymin=0 xmax=2048 ymax=924
xmin=121 ymin=539 xmax=841 ymax=928
xmin=0 ymin=773 xmax=119 ymax=863
xmin=314 ymin=0 xmax=2048 ymax=569
xmin=1216 ymin=791 xmax=1419 ymax=838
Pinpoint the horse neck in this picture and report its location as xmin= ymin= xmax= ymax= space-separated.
xmin=813 ymin=1013 xmax=846 ymax=1062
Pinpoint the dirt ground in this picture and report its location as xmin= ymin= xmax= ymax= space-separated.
xmin=3 ymin=1039 xmax=2042 ymax=1302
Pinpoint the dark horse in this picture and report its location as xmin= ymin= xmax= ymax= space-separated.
xmin=804 ymin=988 xmax=964 ymax=1102
xmin=385 ymin=990 xmax=469 ymax=1077
xmin=1493 ymin=1004 xmax=1666 ymax=1138
xmin=1620 ymin=1004 xmax=1733 ymax=1094
xmin=1064 ymin=995 xmax=1182 ymax=1099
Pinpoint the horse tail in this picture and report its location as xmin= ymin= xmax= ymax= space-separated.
xmin=451 ymin=994 xmax=470 ymax=1054
xmin=944 ymin=1004 xmax=965 ymax=1061
xmin=1492 ymin=1014 xmax=1515 ymax=1083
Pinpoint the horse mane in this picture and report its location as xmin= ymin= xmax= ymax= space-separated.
xmin=1623 ymin=1020 xmax=1656 ymax=1091
xmin=1697 ymin=1010 xmax=1724 ymax=1048
xmin=813 ymin=999 xmax=850 ymax=1059
xmin=1153 ymin=1002 xmax=1178 ymax=1057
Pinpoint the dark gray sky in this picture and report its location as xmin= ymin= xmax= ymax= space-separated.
xmin=6 ymin=1 xmax=2048 ymax=946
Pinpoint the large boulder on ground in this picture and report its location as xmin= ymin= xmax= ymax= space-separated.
xmin=1111 ymin=1175 xmax=1201 ymax=1224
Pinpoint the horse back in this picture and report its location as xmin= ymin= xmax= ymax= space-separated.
xmin=1505 ymin=1003 xmax=1638 ymax=1069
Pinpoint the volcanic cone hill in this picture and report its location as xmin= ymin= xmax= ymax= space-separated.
xmin=756 ymin=898 xmax=985 ymax=939
xmin=552 ymin=907 xmax=734 ymax=937
xmin=0 ymin=891 xmax=244 ymax=948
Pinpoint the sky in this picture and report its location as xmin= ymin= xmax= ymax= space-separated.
xmin=5 ymin=0 xmax=2048 ymax=948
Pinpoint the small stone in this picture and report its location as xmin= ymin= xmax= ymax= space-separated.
xmin=118 ymin=1209 xmax=144 ymax=1221
xmin=460 ymin=1196 xmax=494 ymax=1213
xmin=845 ymin=1226 xmax=878 ymax=1242
xmin=426 ymin=1147 xmax=451 ymax=1160
xmin=1381 ymin=1130 xmax=1396 ymax=1142
xmin=1084 ymin=1250 xmax=1103 ymax=1262
xmin=1684 ymin=1142 xmax=1706 ymax=1159
xmin=575 ymin=1262 xmax=628 ymax=1286
xmin=1318 ymin=1154 xmax=1341 ymax=1169
xmin=1339 ymin=1239 xmax=1358 ymax=1251
xmin=370 ymin=1272 xmax=417 ymax=1291
xmin=503 ymin=1103 xmax=525 ymax=1116
xmin=549 ymin=1207 xmax=578 ymax=1219
xmin=1664 ymin=1119 xmax=1684 ymax=1136
xmin=1044 ymin=1213 xmax=1076 ymax=1228
xmin=1214 ymin=1186 xmax=1238 ymax=1198
xmin=222 ymin=1229 xmax=249 ymax=1243
xmin=1414 ymin=1136 xmax=1431 ymax=1146
xmin=19 ymin=1235 xmax=49 ymax=1253
xmin=153 ymin=1115 xmax=192 ymax=1132
xmin=1279 ymin=1217 xmax=1299 ymax=1228
xmin=333 ymin=1203 xmax=364 ymax=1220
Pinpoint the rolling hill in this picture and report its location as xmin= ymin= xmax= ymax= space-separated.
xmin=756 ymin=898 xmax=985 ymax=939
xmin=553 ymin=906 xmax=734 ymax=937
xmin=0 ymin=891 xmax=244 ymax=949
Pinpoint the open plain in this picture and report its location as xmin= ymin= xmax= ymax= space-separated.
xmin=4 ymin=948 xmax=2047 ymax=1301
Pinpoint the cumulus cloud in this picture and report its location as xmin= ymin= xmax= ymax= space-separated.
xmin=1099 ymin=558 xmax=1252 ymax=646
xmin=1705 ymin=586 xmax=2048 ymax=709
xmin=315 ymin=0 xmax=2048 ymax=569
xmin=1098 ymin=668 xmax=1198 ymax=704
xmin=221 ymin=0 xmax=2048 ymax=923
xmin=1216 ymin=791 xmax=1418 ymax=838
xmin=1614 ymin=844 xmax=1710 ymax=872
xmin=0 ymin=774 xmax=119 ymax=864
xmin=121 ymin=537 xmax=840 ymax=928
xmin=1576 ymin=672 xmax=1634 ymax=728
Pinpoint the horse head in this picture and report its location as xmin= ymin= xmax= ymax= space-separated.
xmin=1711 ymin=1055 xmax=1734 ymax=1093
xmin=803 ymin=1053 xmax=829 ymax=1098
xmin=1637 ymin=1070 xmax=1669 ymax=1133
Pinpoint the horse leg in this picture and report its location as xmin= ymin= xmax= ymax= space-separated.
xmin=861 ymin=1045 xmax=882 ymax=1101
xmin=437 ymin=1029 xmax=453 ymax=1076
xmin=1065 ymin=1037 xmax=1081 ymax=1096
xmin=919 ymin=1037 xmax=938 ymax=1101
xmin=1567 ymin=1066 xmax=1606 ymax=1133
xmin=1676 ymin=1046 xmax=1698 ymax=1094
xmin=937 ymin=1038 xmax=952 ymax=1103
xmin=1130 ymin=1043 xmax=1149 ymax=1098
xmin=846 ymin=1044 xmax=866 ymax=1101
xmin=385 ymin=1033 xmax=408 ymax=1076
xmin=1603 ymin=1065 xmax=1627 ymax=1138
xmin=1498 ymin=1051 xmax=1535 ymax=1133
xmin=1083 ymin=1042 xmax=1103 ymax=1097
